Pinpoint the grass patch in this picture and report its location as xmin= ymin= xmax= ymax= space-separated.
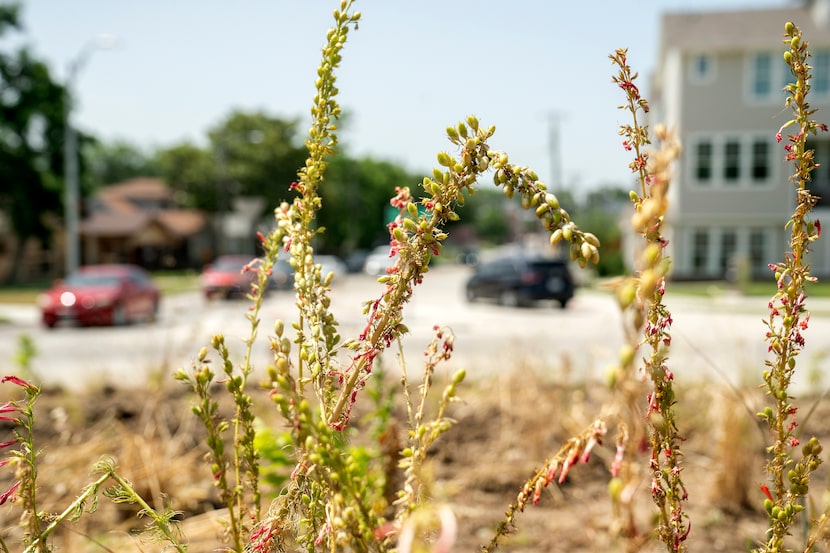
xmin=0 ymin=270 xmax=201 ymax=305
xmin=667 ymin=279 xmax=830 ymax=298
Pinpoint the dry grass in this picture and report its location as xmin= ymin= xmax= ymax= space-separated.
xmin=0 ymin=358 xmax=828 ymax=552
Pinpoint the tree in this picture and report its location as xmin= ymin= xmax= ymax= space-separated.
xmin=83 ymin=138 xmax=158 ymax=190
xmin=208 ymin=110 xmax=308 ymax=210
xmin=316 ymin=155 xmax=421 ymax=254
xmin=154 ymin=142 xmax=217 ymax=210
xmin=0 ymin=3 xmax=67 ymax=283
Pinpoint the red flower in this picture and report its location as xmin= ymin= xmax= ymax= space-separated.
xmin=0 ymin=376 xmax=35 ymax=390
xmin=0 ymin=481 xmax=20 ymax=505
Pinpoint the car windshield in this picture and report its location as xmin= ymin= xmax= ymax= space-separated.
xmin=63 ymin=274 xmax=122 ymax=288
xmin=213 ymin=258 xmax=248 ymax=271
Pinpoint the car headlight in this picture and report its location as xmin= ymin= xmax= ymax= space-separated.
xmin=59 ymin=292 xmax=77 ymax=307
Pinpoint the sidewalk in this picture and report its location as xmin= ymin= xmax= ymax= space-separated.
xmin=0 ymin=304 xmax=38 ymax=327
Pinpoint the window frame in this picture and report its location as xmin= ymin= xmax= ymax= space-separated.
xmin=687 ymin=133 xmax=776 ymax=189
xmin=688 ymin=52 xmax=716 ymax=85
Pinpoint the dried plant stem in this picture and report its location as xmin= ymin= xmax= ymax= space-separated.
xmin=610 ymin=48 xmax=687 ymax=551
xmin=756 ymin=21 xmax=827 ymax=553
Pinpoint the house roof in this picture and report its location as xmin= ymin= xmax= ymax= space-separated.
xmin=80 ymin=177 xmax=207 ymax=239
xmin=660 ymin=5 xmax=830 ymax=54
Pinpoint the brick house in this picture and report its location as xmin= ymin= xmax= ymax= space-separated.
xmin=80 ymin=177 xmax=211 ymax=269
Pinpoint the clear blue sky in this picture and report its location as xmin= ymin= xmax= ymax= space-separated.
xmin=12 ymin=0 xmax=792 ymax=195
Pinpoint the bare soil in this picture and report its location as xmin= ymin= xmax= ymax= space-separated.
xmin=1 ymin=368 xmax=828 ymax=552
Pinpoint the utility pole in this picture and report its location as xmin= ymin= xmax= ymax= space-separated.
xmin=547 ymin=111 xmax=566 ymax=192
xmin=63 ymin=36 xmax=117 ymax=275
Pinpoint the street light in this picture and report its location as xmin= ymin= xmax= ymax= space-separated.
xmin=63 ymin=35 xmax=117 ymax=275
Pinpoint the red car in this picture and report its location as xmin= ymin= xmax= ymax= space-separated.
xmin=38 ymin=264 xmax=160 ymax=328
xmin=200 ymin=255 xmax=258 ymax=299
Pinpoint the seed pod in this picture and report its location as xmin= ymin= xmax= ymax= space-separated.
xmin=545 ymin=193 xmax=560 ymax=210
xmin=581 ymin=241 xmax=593 ymax=260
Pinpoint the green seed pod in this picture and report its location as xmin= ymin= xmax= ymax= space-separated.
xmin=437 ymin=151 xmax=452 ymax=167
xmin=562 ymin=225 xmax=573 ymax=242
xmin=545 ymin=193 xmax=560 ymax=210
xmin=791 ymin=36 xmax=800 ymax=49
xmin=784 ymin=51 xmax=793 ymax=64
xmin=446 ymin=125 xmax=459 ymax=141
xmin=786 ymin=21 xmax=795 ymax=35
xmin=550 ymin=229 xmax=563 ymax=245
xmin=457 ymin=123 xmax=468 ymax=139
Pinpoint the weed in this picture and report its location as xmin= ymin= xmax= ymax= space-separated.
xmin=0 ymin=5 xmax=828 ymax=553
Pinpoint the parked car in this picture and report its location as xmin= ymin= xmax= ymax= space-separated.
xmin=363 ymin=245 xmax=399 ymax=276
xmin=270 ymin=259 xmax=295 ymax=290
xmin=201 ymin=255 xmax=258 ymax=299
xmin=344 ymin=249 xmax=370 ymax=273
xmin=39 ymin=264 xmax=160 ymax=328
xmin=316 ymin=255 xmax=347 ymax=283
xmin=464 ymin=254 xmax=575 ymax=308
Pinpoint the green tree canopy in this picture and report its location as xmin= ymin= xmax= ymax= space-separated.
xmin=83 ymin=138 xmax=158 ymax=190
xmin=0 ymin=2 xmax=67 ymax=283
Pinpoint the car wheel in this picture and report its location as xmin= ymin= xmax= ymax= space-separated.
xmin=112 ymin=303 xmax=127 ymax=326
xmin=558 ymin=298 xmax=569 ymax=309
xmin=498 ymin=289 xmax=520 ymax=308
xmin=465 ymin=287 xmax=476 ymax=303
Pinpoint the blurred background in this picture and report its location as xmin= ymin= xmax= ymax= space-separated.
xmin=0 ymin=0 xmax=805 ymax=286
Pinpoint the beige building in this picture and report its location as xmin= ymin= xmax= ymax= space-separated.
xmin=651 ymin=1 xmax=830 ymax=280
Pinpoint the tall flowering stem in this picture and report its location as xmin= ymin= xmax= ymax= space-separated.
xmin=756 ymin=22 xmax=826 ymax=553
xmin=610 ymin=48 xmax=688 ymax=552
xmin=322 ymin=116 xmax=600 ymax=430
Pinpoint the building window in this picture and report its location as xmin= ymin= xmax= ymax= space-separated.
xmin=692 ymin=230 xmax=709 ymax=271
xmin=808 ymin=138 xmax=830 ymax=207
xmin=690 ymin=53 xmax=714 ymax=83
xmin=750 ymin=229 xmax=767 ymax=277
xmin=751 ymin=140 xmax=770 ymax=182
xmin=724 ymin=140 xmax=741 ymax=182
xmin=753 ymin=53 xmax=773 ymax=97
xmin=695 ymin=141 xmax=712 ymax=182
xmin=720 ymin=230 xmax=737 ymax=276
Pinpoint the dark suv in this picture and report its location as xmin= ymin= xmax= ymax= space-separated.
xmin=464 ymin=255 xmax=575 ymax=308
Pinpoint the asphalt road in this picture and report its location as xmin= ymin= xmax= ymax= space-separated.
xmin=1 ymin=265 xmax=829 ymax=395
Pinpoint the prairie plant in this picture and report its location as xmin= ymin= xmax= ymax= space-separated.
xmin=755 ymin=21 xmax=828 ymax=553
xmin=610 ymin=48 xmax=688 ymax=552
xmin=6 ymin=5 xmax=830 ymax=553
xmin=0 ymin=375 xmax=188 ymax=553
xmin=175 ymin=1 xmax=598 ymax=551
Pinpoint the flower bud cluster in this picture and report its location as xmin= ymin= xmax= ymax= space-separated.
xmin=609 ymin=49 xmax=688 ymax=552
xmin=756 ymin=23 xmax=828 ymax=553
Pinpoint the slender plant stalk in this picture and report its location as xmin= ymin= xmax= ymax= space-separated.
xmin=610 ymin=48 xmax=688 ymax=552
xmin=755 ymin=21 xmax=827 ymax=553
